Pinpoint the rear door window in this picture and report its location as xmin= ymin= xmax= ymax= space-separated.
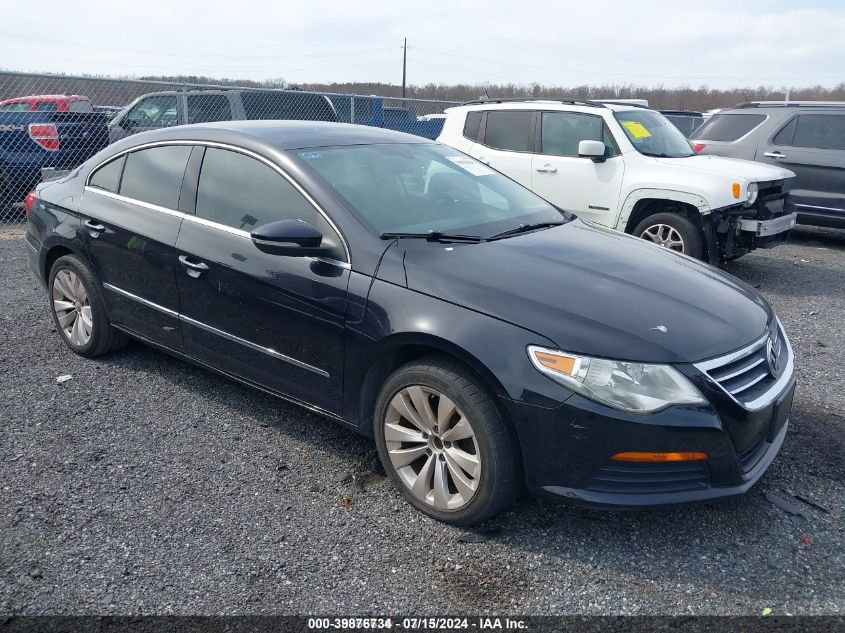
xmin=482 ymin=111 xmax=532 ymax=152
xmin=692 ymin=114 xmax=767 ymax=141
xmin=35 ymin=102 xmax=58 ymax=112
xmin=187 ymin=94 xmax=232 ymax=123
xmin=241 ymin=91 xmax=337 ymax=121
xmin=789 ymin=114 xmax=845 ymax=151
xmin=119 ymin=145 xmax=192 ymax=209
xmin=89 ymin=155 xmax=126 ymax=193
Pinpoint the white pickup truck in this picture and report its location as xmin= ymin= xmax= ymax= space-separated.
xmin=437 ymin=99 xmax=797 ymax=263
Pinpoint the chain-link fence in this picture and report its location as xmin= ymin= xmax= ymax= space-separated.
xmin=0 ymin=71 xmax=459 ymax=222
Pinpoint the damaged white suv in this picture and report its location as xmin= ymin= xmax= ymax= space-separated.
xmin=437 ymin=99 xmax=797 ymax=262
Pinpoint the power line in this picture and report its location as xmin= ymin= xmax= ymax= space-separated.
xmin=409 ymin=46 xmax=844 ymax=82
xmin=0 ymin=46 xmax=401 ymax=74
xmin=0 ymin=31 xmax=400 ymax=62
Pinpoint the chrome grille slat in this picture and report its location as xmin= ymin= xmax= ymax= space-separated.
xmin=710 ymin=355 xmax=766 ymax=382
xmin=727 ymin=369 xmax=770 ymax=395
xmin=694 ymin=319 xmax=794 ymax=411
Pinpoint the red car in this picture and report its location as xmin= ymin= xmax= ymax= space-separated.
xmin=0 ymin=94 xmax=94 ymax=113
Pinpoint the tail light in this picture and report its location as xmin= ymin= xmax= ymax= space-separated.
xmin=24 ymin=191 xmax=37 ymax=215
xmin=28 ymin=123 xmax=60 ymax=151
xmin=691 ymin=142 xmax=706 ymax=153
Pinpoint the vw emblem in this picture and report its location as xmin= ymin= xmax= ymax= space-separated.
xmin=766 ymin=331 xmax=782 ymax=377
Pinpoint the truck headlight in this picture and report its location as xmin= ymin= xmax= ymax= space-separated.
xmin=528 ymin=346 xmax=706 ymax=413
xmin=746 ymin=182 xmax=759 ymax=206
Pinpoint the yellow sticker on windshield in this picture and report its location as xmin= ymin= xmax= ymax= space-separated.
xmin=623 ymin=121 xmax=652 ymax=139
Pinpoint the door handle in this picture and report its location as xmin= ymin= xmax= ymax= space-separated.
xmin=535 ymin=164 xmax=558 ymax=173
xmin=763 ymin=151 xmax=786 ymax=159
xmin=83 ymin=220 xmax=105 ymax=237
xmin=179 ymin=255 xmax=209 ymax=278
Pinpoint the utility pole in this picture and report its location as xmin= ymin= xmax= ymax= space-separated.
xmin=402 ymin=38 xmax=407 ymax=99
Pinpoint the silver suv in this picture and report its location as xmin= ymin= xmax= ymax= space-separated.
xmin=691 ymin=102 xmax=845 ymax=229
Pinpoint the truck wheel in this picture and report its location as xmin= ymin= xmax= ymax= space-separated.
xmin=374 ymin=357 xmax=521 ymax=525
xmin=633 ymin=212 xmax=704 ymax=259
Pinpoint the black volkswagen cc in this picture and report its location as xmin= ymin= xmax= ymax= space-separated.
xmin=25 ymin=121 xmax=796 ymax=525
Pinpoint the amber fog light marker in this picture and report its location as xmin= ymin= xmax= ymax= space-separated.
xmin=611 ymin=451 xmax=708 ymax=462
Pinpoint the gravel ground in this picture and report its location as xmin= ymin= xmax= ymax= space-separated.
xmin=0 ymin=223 xmax=843 ymax=616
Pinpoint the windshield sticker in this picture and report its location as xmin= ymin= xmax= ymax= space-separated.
xmin=301 ymin=152 xmax=322 ymax=159
xmin=622 ymin=121 xmax=652 ymax=139
xmin=446 ymin=155 xmax=496 ymax=176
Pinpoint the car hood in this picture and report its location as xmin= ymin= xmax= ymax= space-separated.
xmin=399 ymin=220 xmax=772 ymax=363
xmin=653 ymin=155 xmax=795 ymax=183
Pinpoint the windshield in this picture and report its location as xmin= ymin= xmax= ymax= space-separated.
xmin=295 ymin=143 xmax=567 ymax=238
xmin=614 ymin=110 xmax=694 ymax=158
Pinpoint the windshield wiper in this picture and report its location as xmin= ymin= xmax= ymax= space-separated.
xmin=487 ymin=221 xmax=565 ymax=241
xmin=379 ymin=231 xmax=482 ymax=243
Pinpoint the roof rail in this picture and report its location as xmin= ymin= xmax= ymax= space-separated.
xmin=734 ymin=100 xmax=845 ymax=109
xmin=460 ymin=97 xmax=608 ymax=108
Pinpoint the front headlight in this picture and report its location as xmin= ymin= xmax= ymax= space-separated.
xmin=746 ymin=182 xmax=759 ymax=206
xmin=528 ymin=346 xmax=706 ymax=414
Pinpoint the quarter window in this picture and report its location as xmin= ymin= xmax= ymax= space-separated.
xmin=463 ymin=111 xmax=482 ymax=141
xmin=482 ymin=111 xmax=532 ymax=152
xmin=540 ymin=112 xmax=616 ymax=157
xmin=88 ymin=155 xmax=126 ymax=193
xmin=187 ymin=94 xmax=232 ymax=124
xmin=119 ymin=145 xmax=192 ymax=209
xmin=196 ymin=148 xmax=318 ymax=231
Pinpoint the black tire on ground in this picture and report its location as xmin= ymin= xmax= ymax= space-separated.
xmin=373 ymin=356 xmax=522 ymax=525
xmin=48 ymin=254 xmax=129 ymax=357
xmin=632 ymin=211 xmax=705 ymax=260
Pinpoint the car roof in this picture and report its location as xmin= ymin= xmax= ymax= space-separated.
xmin=445 ymin=101 xmax=640 ymax=114
xmin=719 ymin=102 xmax=845 ymax=114
xmin=109 ymin=120 xmax=432 ymax=152
xmin=0 ymin=94 xmax=86 ymax=104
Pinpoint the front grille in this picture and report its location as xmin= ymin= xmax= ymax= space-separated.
xmin=695 ymin=320 xmax=793 ymax=410
xmin=586 ymin=461 xmax=709 ymax=495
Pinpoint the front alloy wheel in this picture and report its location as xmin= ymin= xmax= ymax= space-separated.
xmin=640 ymin=223 xmax=685 ymax=252
xmin=374 ymin=357 xmax=521 ymax=525
xmin=384 ymin=385 xmax=481 ymax=510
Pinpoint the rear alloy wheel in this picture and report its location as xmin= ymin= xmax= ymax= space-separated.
xmin=374 ymin=358 xmax=521 ymax=525
xmin=52 ymin=268 xmax=93 ymax=348
xmin=48 ymin=254 xmax=128 ymax=357
xmin=632 ymin=212 xmax=704 ymax=259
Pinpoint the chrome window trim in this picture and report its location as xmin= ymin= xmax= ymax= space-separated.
xmin=84 ymin=139 xmax=351 ymax=264
xmin=85 ymin=187 xmax=186 ymax=219
xmin=103 ymin=282 xmax=329 ymax=377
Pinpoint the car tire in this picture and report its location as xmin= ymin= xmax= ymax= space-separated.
xmin=374 ymin=356 xmax=521 ymax=525
xmin=633 ymin=212 xmax=704 ymax=259
xmin=48 ymin=254 xmax=129 ymax=357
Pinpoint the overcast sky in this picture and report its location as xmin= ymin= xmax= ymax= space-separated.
xmin=1 ymin=0 xmax=843 ymax=88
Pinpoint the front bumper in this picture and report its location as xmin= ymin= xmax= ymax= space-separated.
xmin=502 ymin=374 xmax=795 ymax=509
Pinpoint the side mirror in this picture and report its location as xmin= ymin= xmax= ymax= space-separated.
xmin=251 ymin=219 xmax=332 ymax=257
xmin=578 ymin=140 xmax=607 ymax=163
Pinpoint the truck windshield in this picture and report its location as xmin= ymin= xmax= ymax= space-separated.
xmin=614 ymin=110 xmax=695 ymax=158
xmin=296 ymin=143 xmax=567 ymax=238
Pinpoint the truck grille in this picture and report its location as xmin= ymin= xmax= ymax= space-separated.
xmin=695 ymin=319 xmax=793 ymax=411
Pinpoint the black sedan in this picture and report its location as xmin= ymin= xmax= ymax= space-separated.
xmin=25 ymin=121 xmax=796 ymax=525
